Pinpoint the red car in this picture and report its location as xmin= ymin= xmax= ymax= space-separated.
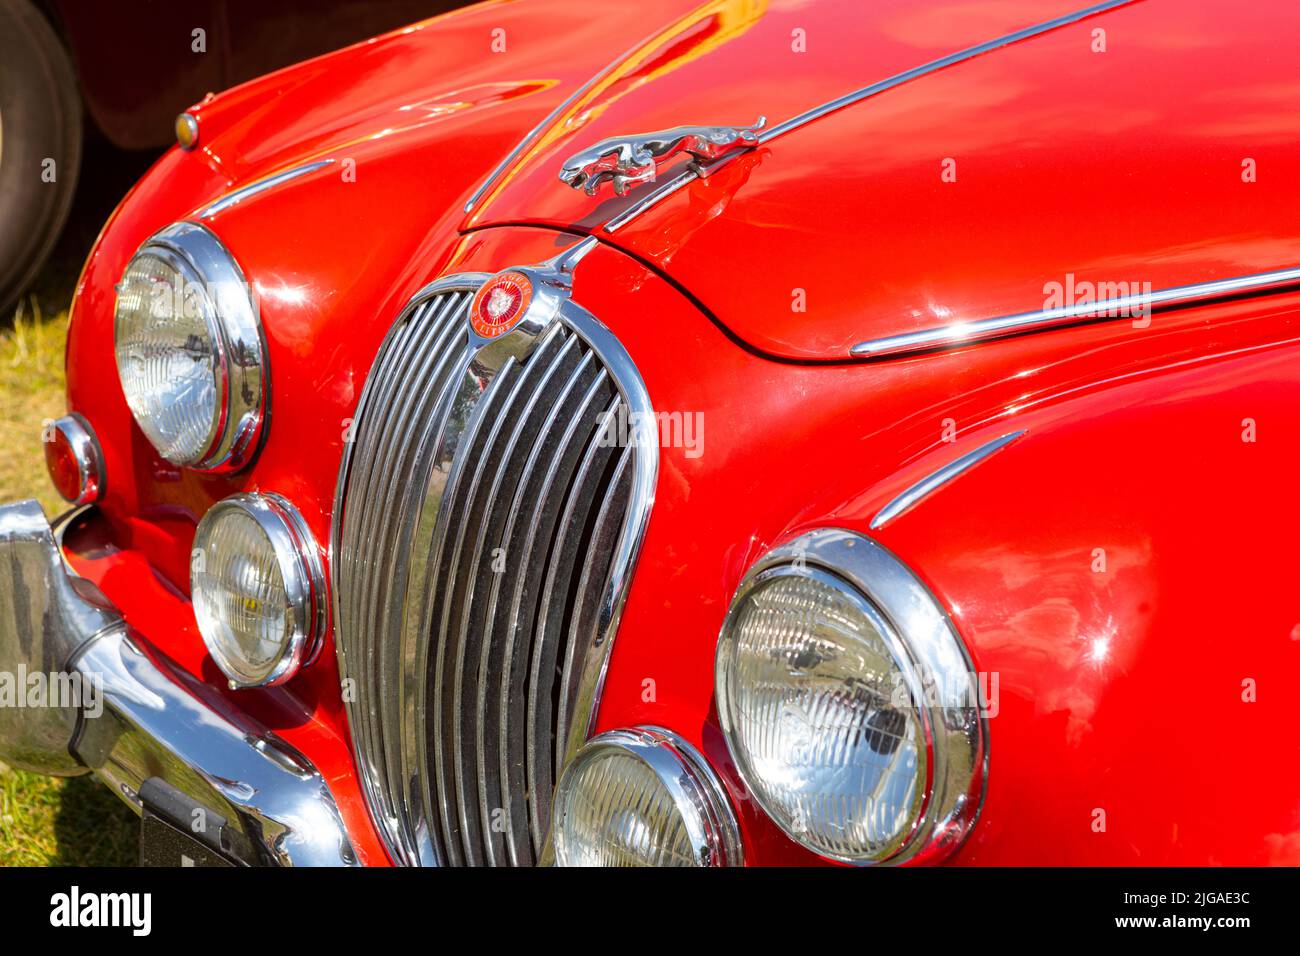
xmin=3 ymin=0 xmax=1299 ymax=867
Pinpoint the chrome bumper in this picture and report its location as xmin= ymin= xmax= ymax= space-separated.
xmin=0 ymin=500 xmax=357 ymax=866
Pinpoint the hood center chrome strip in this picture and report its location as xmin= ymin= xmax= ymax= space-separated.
xmin=601 ymin=0 xmax=1137 ymax=233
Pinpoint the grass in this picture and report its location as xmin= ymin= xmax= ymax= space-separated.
xmin=0 ymin=298 xmax=139 ymax=867
xmin=0 ymin=761 xmax=138 ymax=866
xmin=0 ymin=297 xmax=70 ymax=518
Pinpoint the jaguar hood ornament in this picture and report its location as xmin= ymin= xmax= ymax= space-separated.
xmin=558 ymin=117 xmax=766 ymax=197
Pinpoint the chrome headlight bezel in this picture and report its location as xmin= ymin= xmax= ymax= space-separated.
xmin=715 ymin=528 xmax=988 ymax=866
xmin=549 ymin=726 xmax=742 ymax=867
xmin=190 ymin=493 xmax=326 ymax=688
xmin=113 ymin=221 xmax=266 ymax=472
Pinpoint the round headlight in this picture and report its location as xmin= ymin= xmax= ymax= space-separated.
xmin=114 ymin=222 xmax=264 ymax=471
xmin=550 ymin=727 xmax=741 ymax=867
xmin=190 ymin=493 xmax=325 ymax=687
xmin=716 ymin=529 xmax=986 ymax=866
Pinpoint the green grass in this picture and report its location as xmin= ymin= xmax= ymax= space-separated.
xmin=0 ymin=762 xmax=138 ymax=866
xmin=0 ymin=296 xmax=139 ymax=866
xmin=0 ymin=297 xmax=70 ymax=517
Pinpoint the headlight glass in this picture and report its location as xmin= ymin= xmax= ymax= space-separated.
xmin=114 ymin=251 xmax=220 ymax=464
xmin=191 ymin=494 xmax=325 ymax=687
xmin=716 ymin=567 xmax=925 ymax=862
xmin=715 ymin=530 xmax=987 ymax=866
xmin=113 ymin=222 xmax=264 ymax=470
xmin=550 ymin=727 xmax=740 ymax=867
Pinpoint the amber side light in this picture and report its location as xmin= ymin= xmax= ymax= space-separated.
xmin=175 ymin=112 xmax=200 ymax=150
xmin=44 ymin=414 xmax=104 ymax=506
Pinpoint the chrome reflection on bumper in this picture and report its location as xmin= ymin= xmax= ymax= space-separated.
xmin=0 ymin=499 xmax=357 ymax=866
xmin=0 ymin=500 xmax=119 ymax=775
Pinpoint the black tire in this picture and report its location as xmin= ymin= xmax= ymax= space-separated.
xmin=0 ymin=0 xmax=82 ymax=317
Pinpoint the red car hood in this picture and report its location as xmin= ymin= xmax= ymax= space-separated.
xmin=464 ymin=0 xmax=1300 ymax=360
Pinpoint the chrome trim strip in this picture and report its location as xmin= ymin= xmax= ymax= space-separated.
xmin=555 ymin=335 xmax=657 ymax=770
xmin=718 ymin=529 xmax=987 ymax=866
xmin=870 ymin=431 xmax=1026 ymax=530
xmin=200 ymin=159 xmax=335 ymax=218
xmin=759 ymin=0 xmax=1135 ymax=144
xmin=851 ymin=266 xmax=1300 ymax=358
xmin=603 ymin=0 xmax=1135 ymax=233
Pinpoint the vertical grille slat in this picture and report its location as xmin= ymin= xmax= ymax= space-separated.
xmin=474 ymin=350 xmax=602 ymax=866
xmin=464 ymin=345 xmax=590 ymax=863
xmin=525 ymin=398 xmax=623 ymax=849
xmin=375 ymin=301 xmax=470 ymax=848
xmin=430 ymin=362 xmax=521 ymax=865
xmin=332 ymin=273 xmax=656 ymax=866
xmin=340 ymin=306 xmax=427 ymax=767
xmin=493 ymin=369 xmax=614 ymax=866
xmin=451 ymin=331 xmax=581 ymax=866
xmin=338 ymin=294 xmax=466 ymax=854
xmin=437 ymin=329 xmax=568 ymax=865
xmin=424 ymin=355 xmax=522 ymax=866
xmin=555 ymin=443 xmax=634 ymax=777
xmin=363 ymin=294 xmax=468 ymax=845
xmin=396 ymin=333 xmax=482 ymax=867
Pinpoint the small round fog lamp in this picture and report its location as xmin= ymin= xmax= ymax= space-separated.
xmin=190 ymin=493 xmax=325 ymax=687
xmin=550 ymin=727 xmax=740 ymax=867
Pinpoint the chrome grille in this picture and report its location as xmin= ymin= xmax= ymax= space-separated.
xmin=331 ymin=272 xmax=656 ymax=866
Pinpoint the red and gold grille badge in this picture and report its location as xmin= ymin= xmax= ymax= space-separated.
xmin=470 ymin=270 xmax=534 ymax=340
